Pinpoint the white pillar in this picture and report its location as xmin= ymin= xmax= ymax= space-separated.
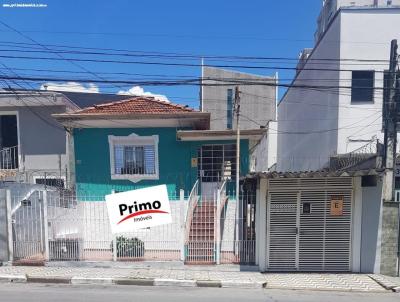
xmin=6 ymin=190 xmax=13 ymax=262
xmin=179 ymin=189 xmax=185 ymax=261
xmin=111 ymin=190 xmax=117 ymax=261
xmin=41 ymin=190 xmax=49 ymax=261
xmin=216 ymin=188 xmax=221 ymax=265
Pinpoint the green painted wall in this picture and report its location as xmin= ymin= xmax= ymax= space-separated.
xmin=73 ymin=127 xmax=249 ymax=199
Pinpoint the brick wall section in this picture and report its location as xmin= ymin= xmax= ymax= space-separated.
xmin=380 ymin=202 xmax=399 ymax=276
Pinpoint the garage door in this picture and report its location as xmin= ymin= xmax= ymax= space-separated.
xmin=267 ymin=179 xmax=352 ymax=271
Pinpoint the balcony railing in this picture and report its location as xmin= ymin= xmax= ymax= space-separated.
xmin=0 ymin=145 xmax=19 ymax=169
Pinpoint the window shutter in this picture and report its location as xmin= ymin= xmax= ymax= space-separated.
xmin=114 ymin=145 xmax=124 ymax=174
xmin=144 ymin=145 xmax=156 ymax=174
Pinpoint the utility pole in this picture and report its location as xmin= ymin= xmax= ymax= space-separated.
xmin=200 ymin=58 xmax=204 ymax=112
xmin=383 ymin=39 xmax=398 ymax=203
xmin=381 ymin=39 xmax=400 ymax=277
xmin=234 ymin=86 xmax=241 ymax=252
xmin=234 ymin=86 xmax=241 ymax=207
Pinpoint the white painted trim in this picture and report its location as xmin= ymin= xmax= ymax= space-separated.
xmin=61 ymin=118 xmax=205 ymax=129
xmin=0 ymin=110 xmax=22 ymax=171
xmin=108 ymin=133 xmax=159 ymax=183
xmin=351 ymin=177 xmax=362 ymax=273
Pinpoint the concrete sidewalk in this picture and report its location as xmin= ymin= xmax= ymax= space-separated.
xmin=0 ymin=265 xmax=394 ymax=292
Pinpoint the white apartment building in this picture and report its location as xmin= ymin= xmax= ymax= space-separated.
xmin=316 ymin=0 xmax=400 ymax=42
xmin=277 ymin=2 xmax=400 ymax=171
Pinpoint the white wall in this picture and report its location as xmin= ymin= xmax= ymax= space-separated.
xmin=278 ymin=8 xmax=400 ymax=172
xmin=337 ymin=9 xmax=400 ymax=153
xmin=277 ymin=14 xmax=341 ymax=172
xmin=316 ymin=0 xmax=400 ymax=42
xmin=252 ymin=122 xmax=278 ymax=172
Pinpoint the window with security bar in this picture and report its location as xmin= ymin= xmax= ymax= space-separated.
xmin=198 ymin=144 xmax=236 ymax=182
xmin=114 ymin=145 xmax=155 ymax=175
xmin=108 ymin=134 xmax=159 ymax=181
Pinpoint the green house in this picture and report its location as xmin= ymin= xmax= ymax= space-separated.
xmin=54 ymin=97 xmax=265 ymax=200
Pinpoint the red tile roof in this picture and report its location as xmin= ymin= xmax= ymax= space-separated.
xmin=73 ymin=96 xmax=196 ymax=115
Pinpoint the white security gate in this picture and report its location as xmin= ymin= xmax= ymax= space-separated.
xmin=267 ymin=178 xmax=353 ymax=272
xmin=12 ymin=191 xmax=46 ymax=262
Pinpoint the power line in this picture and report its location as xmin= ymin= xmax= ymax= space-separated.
xmin=0 ymin=74 xmax=397 ymax=92
xmin=0 ymin=29 xmax=392 ymax=45
xmin=0 ymin=76 xmax=66 ymax=132
xmin=0 ymin=20 xmax=129 ymax=96
xmin=0 ymin=53 xmax=394 ymax=74
xmin=0 ymin=66 xmax=391 ymax=84
xmin=0 ymin=44 xmax=392 ymax=66
xmin=239 ymin=112 xmax=382 ymax=135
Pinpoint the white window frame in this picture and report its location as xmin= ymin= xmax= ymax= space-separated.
xmin=108 ymin=133 xmax=159 ymax=183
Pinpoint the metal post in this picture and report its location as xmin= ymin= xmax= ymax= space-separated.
xmin=41 ymin=190 xmax=49 ymax=261
xmin=6 ymin=190 xmax=13 ymax=262
xmin=111 ymin=190 xmax=117 ymax=261
xmin=179 ymin=189 xmax=185 ymax=261
xmin=216 ymin=188 xmax=221 ymax=264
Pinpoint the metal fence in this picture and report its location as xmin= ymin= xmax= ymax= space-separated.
xmin=0 ymin=145 xmax=19 ymax=170
xmin=7 ymin=186 xmax=255 ymax=265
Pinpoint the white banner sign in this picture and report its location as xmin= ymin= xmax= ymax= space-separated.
xmin=105 ymin=185 xmax=172 ymax=234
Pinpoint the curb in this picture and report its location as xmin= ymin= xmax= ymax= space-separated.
xmin=0 ymin=274 xmax=27 ymax=283
xmin=154 ymin=278 xmax=196 ymax=287
xmin=368 ymin=274 xmax=400 ymax=292
xmin=221 ymin=280 xmax=266 ymax=289
xmin=262 ymin=285 xmax=386 ymax=293
xmin=71 ymin=277 xmax=113 ymax=285
xmin=27 ymin=276 xmax=71 ymax=284
xmin=392 ymin=286 xmax=400 ymax=293
xmin=0 ymin=274 xmax=265 ymax=289
xmin=196 ymin=280 xmax=221 ymax=288
xmin=0 ymin=274 xmax=385 ymax=292
xmin=113 ymin=278 xmax=155 ymax=286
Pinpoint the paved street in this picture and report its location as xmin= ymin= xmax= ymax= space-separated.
xmin=0 ymin=283 xmax=398 ymax=302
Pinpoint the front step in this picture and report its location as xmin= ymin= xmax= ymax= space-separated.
xmin=185 ymin=200 xmax=216 ymax=264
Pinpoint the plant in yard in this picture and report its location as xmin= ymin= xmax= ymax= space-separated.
xmin=111 ymin=236 xmax=145 ymax=258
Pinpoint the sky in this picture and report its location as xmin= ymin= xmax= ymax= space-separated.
xmin=0 ymin=0 xmax=322 ymax=107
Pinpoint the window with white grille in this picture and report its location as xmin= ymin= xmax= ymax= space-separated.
xmin=108 ymin=134 xmax=159 ymax=182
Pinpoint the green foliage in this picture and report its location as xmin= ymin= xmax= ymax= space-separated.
xmin=111 ymin=236 xmax=145 ymax=258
